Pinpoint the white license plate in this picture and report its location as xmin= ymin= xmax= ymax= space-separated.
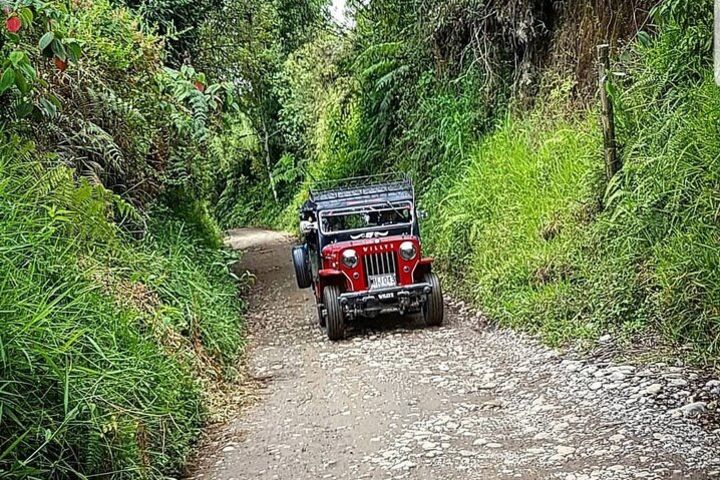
xmin=369 ymin=274 xmax=397 ymax=290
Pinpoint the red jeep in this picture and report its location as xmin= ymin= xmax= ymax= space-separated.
xmin=292 ymin=174 xmax=443 ymax=340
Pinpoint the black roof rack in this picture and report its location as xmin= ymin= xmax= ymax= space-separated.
xmin=309 ymin=173 xmax=414 ymax=210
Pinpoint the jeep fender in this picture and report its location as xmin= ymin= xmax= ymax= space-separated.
xmin=413 ymin=257 xmax=434 ymax=282
xmin=317 ymin=268 xmax=350 ymax=294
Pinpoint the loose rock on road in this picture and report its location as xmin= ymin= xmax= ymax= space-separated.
xmin=187 ymin=229 xmax=719 ymax=480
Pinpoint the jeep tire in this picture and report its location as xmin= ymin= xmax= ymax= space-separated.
xmin=292 ymin=245 xmax=312 ymax=289
xmin=422 ymin=272 xmax=444 ymax=327
xmin=323 ymin=285 xmax=345 ymax=341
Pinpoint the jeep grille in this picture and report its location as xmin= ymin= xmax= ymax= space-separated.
xmin=364 ymin=251 xmax=398 ymax=279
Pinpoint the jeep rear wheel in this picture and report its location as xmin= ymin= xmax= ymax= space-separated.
xmin=292 ymin=245 xmax=312 ymax=289
xmin=422 ymin=273 xmax=444 ymax=327
xmin=323 ymin=285 xmax=345 ymax=341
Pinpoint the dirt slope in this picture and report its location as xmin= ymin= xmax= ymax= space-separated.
xmin=187 ymin=229 xmax=719 ymax=480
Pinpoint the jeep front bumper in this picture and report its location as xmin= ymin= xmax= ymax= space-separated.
xmin=339 ymin=282 xmax=431 ymax=317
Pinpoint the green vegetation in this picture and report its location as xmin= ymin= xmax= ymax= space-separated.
xmin=574 ymin=7 xmax=720 ymax=357
xmin=426 ymin=107 xmax=604 ymax=344
xmin=0 ymin=0 xmax=322 ymax=477
xmin=4 ymin=0 xmax=720 ymax=476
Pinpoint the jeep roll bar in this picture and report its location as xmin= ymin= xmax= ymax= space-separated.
xmin=302 ymin=173 xmax=423 ymax=240
xmin=309 ymin=173 xmax=416 ymax=212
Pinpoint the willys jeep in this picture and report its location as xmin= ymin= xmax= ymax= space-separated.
xmin=292 ymin=174 xmax=444 ymax=340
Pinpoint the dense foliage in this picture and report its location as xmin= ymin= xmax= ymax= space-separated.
xmin=0 ymin=142 xmax=243 ymax=477
xmin=0 ymin=0 xmax=322 ymax=478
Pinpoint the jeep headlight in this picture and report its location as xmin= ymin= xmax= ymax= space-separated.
xmin=342 ymin=249 xmax=358 ymax=268
xmin=399 ymin=241 xmax=417 ymax=261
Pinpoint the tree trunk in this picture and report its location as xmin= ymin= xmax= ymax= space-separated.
xmin=262 ymin=118 xmax=279 ymax=203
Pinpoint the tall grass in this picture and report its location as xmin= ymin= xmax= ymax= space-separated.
xmin=0 ymin=138 xmax=244 ymax=478
xmin=121 ymin=212 xmax=245 ymax=370
xmin=425 ymin=2 xmax=720 ymax=359
xmin=565 ymin=5 xmax=720 ymax=359
xmin=425 ymin=105 xmax=604 ymax=344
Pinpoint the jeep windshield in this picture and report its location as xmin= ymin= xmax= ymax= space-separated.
xmin=319 ymin=202 xmax=413 ymax=235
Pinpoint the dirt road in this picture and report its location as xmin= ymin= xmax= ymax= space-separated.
xmin=187 ymin=229 xmax=719 ymax=480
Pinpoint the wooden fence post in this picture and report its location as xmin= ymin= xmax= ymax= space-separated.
xmin=598 ymin=44 xmax=620 ymax=180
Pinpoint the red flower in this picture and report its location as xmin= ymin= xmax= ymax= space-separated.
xmin=6 ymin=16 xmax=21 ymax=33
xmin=194 ymin=80 xmax=205 ymax=93
xmin=54 ymin=57 xmax=68 ymax=72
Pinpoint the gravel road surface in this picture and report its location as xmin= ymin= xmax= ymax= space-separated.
xmin=187 ymin=229 xmax=719 ymax=480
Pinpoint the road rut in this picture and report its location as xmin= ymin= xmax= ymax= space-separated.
xmin=187 ymin=229 xmax=718 ymax=480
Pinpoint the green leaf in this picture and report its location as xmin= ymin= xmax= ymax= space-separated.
xmin=39 ymin=97 xmax=57 ymax=117
xmin=47 ymin=93 xmax=62 ymax=109
xmin=18 ymin=7 xmax=33 ymax=25
xmin=0 ymin=430 xmax=29 ymax=461
xmin=17 ymin=62 xmax=35 ymax=81
xmin=51 ymin=39 xmax=66 ymax=61
xmin=14 ymin=70 xmax=28 ymax=94
xmin=67 ymin=42 xmax=82 ymax=62
xmin=606 ymin=80 xmax=619 ymax=101
xmin=16 ymin=101 xmax=33 ymax=118
xmin=39 ymin=31 xmax=54 ymax=51
xmin=0 ymin=69 xmax=15 ymax=94
xmin=637 ymin=31 xmax=652 ymax=48
xmin=8 ymin=51 xmax=25 ymax=66
xmin=63 ymin=365 xmax=70 ymax=414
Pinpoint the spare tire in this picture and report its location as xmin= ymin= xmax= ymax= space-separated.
xmin=292 ymin=245 xmax=312 ymax=289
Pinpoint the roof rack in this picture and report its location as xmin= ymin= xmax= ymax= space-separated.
xmin=310 ymin=173 xmax=414 ymax=205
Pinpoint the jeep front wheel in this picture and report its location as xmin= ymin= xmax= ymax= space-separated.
xmin=323 ymin=285 xmax=345 ymax=341
xmin=422 ymin=273 xmax=444 ymax=327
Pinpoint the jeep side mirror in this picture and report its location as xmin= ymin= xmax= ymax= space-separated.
xmin=417 ymin=210 xmax=428 ymax=220
xmin=300 ymin=220 xmax=318 ymax=234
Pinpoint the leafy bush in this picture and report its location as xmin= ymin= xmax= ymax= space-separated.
xmin=0 ymin=0 xmax=236 ymax=216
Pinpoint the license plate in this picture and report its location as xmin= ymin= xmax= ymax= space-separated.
xmin=369 ymin=274 xmax=397 ymax=290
